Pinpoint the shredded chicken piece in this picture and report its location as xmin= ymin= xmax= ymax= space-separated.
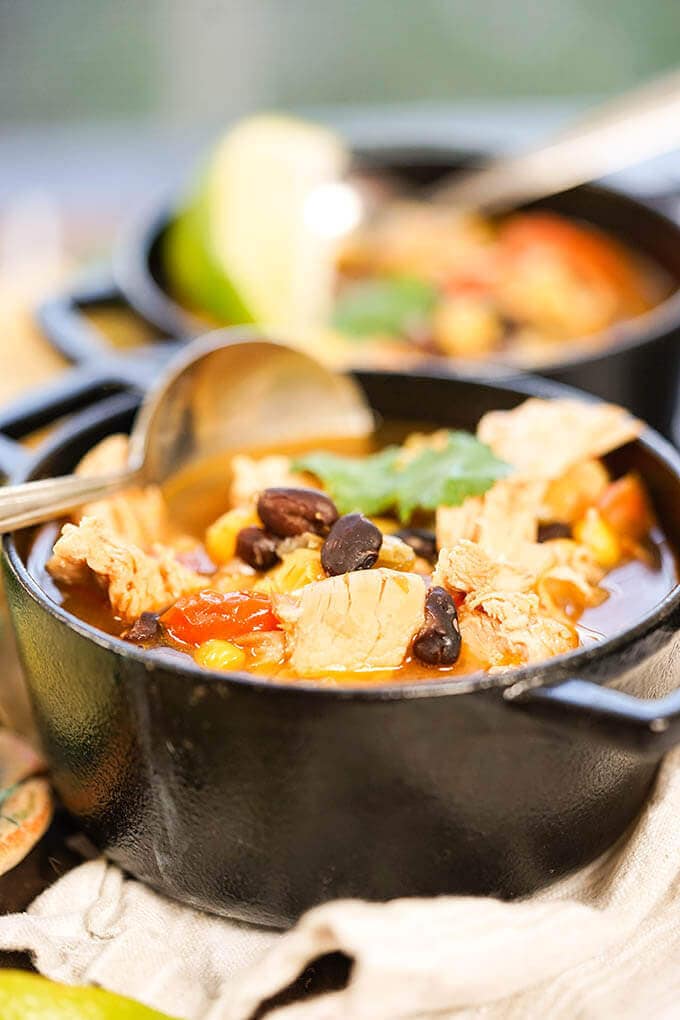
xmin=476 ymin=477 xmax=544 ymax=559
xmin=229 ymin=454 xmax=306 ymax=507
xmin=418 ymin=399 xmax=636 ymax=670
xmin=477 ymin=398 xmax=642 ymax=480
xmin=435 ymin=534 xmax=604 ymax=619
xmin=436 ymin=477 xmax=545 ymax=562
xmin=459 ymin=590 xmax=578 ymax=669
xmin=543 ymin=538 xmax=605 ymax=587
xmin=435 ymin=496 xmax=482 ymax=550
xmin=274 ymin=568 xmax=426 ymax=676
xmin=72 ymin=488 xmax=169 ymax=551
xmin=536 ymin=565 xmax=606 ymax=621
xmin=534 ymin=538 xmax=607 ymax=620
xmin=434 ymin=540 xmax=536 ymax=596
xmin=47 ymin=516 xmax=205 ymax=622
xmin=73 ymin=434 xmax=169 ymax=549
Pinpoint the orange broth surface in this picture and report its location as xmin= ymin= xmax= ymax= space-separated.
xmin=30 ymin=425 xmax=678 ymax=686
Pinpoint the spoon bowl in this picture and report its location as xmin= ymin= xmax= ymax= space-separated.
xmin=0 ymin=331 xmax=373 ymax=533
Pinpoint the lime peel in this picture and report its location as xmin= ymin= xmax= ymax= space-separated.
xmin=164 ymin=114 xmax=349 ymax=333
xmin=0 ymin=970 xmax=176 ymax=1019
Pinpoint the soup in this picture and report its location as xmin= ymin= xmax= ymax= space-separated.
xmin=38 ymin=397 xmax=677 ymax=686
xmin=163 ymin=114 xmax=672 ymax=370
xmin=332 ymin=206 xmax=670 ymax=368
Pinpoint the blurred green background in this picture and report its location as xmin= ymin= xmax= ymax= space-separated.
xmin=1 ymin=0 xmax=679 ymax=259
xmin=2 ymin=0 xmax=680 ymax=125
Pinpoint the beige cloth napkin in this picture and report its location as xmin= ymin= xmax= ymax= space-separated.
xmin=1 ymin=748 xmax=680 ymax=1020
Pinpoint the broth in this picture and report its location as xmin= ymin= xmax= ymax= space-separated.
xmin=29 ymin=419 xmax=678 ymax=686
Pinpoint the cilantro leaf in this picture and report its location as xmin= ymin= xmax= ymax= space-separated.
xmin=394 ymin=433 xmax=510 ymax=520
xmin=294 ymin=432 xmax=510 ymax=522
xmin=293 ymin=446 xmax=401 ymax=516
xmin=332 ymin=276 xmax=437 ymax=340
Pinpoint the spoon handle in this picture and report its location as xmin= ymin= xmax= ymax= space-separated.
xmin=435 ymin=68 xmax=680 ymax=212
xmin=0 ymin=469 xmax=139 ymax=534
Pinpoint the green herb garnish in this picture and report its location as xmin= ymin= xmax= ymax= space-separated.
xmin=332 ymin=276 xmax=437 ymax=340
xmin=294 ymin=432 xmax=510 ymax=522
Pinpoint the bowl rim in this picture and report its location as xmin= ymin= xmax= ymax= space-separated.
xmin=113 ymin=136 xmax=680 ymax=375
xmin=5 ymin=368 xmax=680 ymax=702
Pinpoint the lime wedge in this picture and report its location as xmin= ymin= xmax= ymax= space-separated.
xmin=164 ymin=114 xmax=350 ymax=335
xmin=0 ymin=970 xmax=174 ymax=1019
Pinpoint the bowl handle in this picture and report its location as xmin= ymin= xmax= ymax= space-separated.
xmin=36 ymin=272 xmax=145 ymax=362
xmin=0 ymin=273 xmax=183 ymax=481
xmin=0 ymin=365 xmax=129 ymax=482
xmin=505 ymin=677 xmax=680 ymax=757
xmin=0 ymin=435 xmax=30 ymax=480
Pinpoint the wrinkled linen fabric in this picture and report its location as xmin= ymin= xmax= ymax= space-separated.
xmin=1 ymin=748 xmax=679 ymax=1020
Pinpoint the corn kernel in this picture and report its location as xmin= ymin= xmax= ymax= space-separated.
xmin=194 ymin=639 xmax=246 ymax=672
xmin=255 ymin=547 xmax=326 ymax=594
xmin=377 ymin=534 xmax=416 ymax=571
xmin=433 ymin=296 xmax=502 ymax=357
xmin=205 ymin=508 xmax=259 ymax=564
xmin=369 ymin=516 xmax=399 ymax=535
xmin=573 ymin=508 xmax=622 ymax=570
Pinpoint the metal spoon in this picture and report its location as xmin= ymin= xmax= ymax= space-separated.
xmin=315 ymin=68 xmax=680 ymax=230
xmin=0 ymin=331 xmax=373 ymax=533
xmin=433 ymin=68 xmax=680 ymax=212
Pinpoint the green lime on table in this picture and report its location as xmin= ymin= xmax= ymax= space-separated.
xmin=0 ymin=971 xmax=175 ymax=1019
xmin=164 ymin=114 xmax=349 ymax=334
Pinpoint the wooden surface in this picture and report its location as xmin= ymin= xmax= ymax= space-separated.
xmin=0 ymin=282 xmax=67 ymax=402
xmin=0 ymin=273 xmax=81 ymax=968
xmin=0 ymin=271 xmax=69 ymax=736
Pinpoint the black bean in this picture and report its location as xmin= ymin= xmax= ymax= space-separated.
xmin=394 ymin=527 xmax=437 ymax=562
xmin=412 ymin=586 xmax=461 ymax=666
xmin=236 ymin=526 xmax=280 ymax=570
xmin=321 ymin=513 xmax=383 ymax=576
xmin=125 ymin=611 xmax=161 ymax=643
xmin=537 ymin=522 xmax=572 ymax=543
xmin=257 ymin=487 xmax=338 ymax=538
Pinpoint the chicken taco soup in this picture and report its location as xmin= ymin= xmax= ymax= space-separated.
xmin=38 ymin=398 xmax=677 ymax=686
xmin=162 ymin=117 xmax=672 ymax=371
xmin=332 ymin=205 xmax=670 ymax=368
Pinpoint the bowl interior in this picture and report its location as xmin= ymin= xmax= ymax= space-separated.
xmin=12 ymin=372 xmax=680 ymax=594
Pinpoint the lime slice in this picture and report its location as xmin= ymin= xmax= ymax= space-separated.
xmin=164 ymin=114 xmax=349 ymax=334
xmin=163 ymin=182 xmax=252 ymax=326
xmin=0 ymin=971 xmax=174 ymax=1019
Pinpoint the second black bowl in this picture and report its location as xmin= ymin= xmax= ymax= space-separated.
xmin=40 ymin=142 xmax=680 ymax=438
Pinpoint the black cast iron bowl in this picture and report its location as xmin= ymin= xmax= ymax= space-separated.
xmin=35 ymin=141 xmax=680 ymax=440
xmin=2 ymin=369 xmax=680 ymax=927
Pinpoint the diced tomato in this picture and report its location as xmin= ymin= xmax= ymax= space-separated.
xmin=443 ymin=271 xmax=493 ymax=297
xmin=498 ymin=212 xmax=648 ymax=311
xmin=161 ymin=590 xmax=279 ymax=646
xmin=597 ymin=474 xmax=655 ymax=542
